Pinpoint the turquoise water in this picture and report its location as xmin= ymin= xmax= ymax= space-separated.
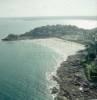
xmin=0 ymin=18 xmax=97 ymax=100
xmin=0 ymin=40 xmax=59 ymax=100
xmin=0 ymin=18 xmax=60 ymax=100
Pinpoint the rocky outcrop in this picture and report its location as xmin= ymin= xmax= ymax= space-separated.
xmin=2 ymin=34 xmax=19 ymax=41
xmin=52 ymin=51 xmax=97 ymax=100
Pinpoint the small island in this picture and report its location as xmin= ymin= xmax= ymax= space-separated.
xmin=2 ymin=25 xmax=97 ymax=100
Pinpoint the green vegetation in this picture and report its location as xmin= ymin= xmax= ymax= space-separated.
xmin=82 ymin=35 xmax=97 ymax=82
xmin=2 ymin=25 xmax=97 ymax=41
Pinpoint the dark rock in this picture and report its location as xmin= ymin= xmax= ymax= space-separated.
xmin=51 ymin=87 xmax=58 ymax=94
xmin=2 ymin=34 xmax=18 ymax=41
xmin=54 ymin=96 xmax=67 ymax=100
xmin=53 ymin=52 xmax=97 ymax=100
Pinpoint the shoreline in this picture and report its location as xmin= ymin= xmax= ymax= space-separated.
xmin=2 ymin=37 xmax=97 ymax=99
xmin=28 ymin=38 xmax=85 ymax=99
xmin=30 ymin=37 xmax=85 ymax=78
xmin=31 ymin=38 xmax=85 ymax=58
xmin=1 ymin=38 xmax=86 ymax=99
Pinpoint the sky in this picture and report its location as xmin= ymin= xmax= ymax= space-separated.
xmin=0 ymin=0 xmax=97 ymax=17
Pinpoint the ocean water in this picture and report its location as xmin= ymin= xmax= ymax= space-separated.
xmin=0 ymin=17 xmax=97 ymax=100
xmin=0 ymin=17 xmax=97 ymax=38
xmin=0 ymin=40 xmax=59 ymax=100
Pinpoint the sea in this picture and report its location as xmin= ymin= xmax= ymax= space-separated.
xmin=0 ymin=17 xmax=97 ymax=100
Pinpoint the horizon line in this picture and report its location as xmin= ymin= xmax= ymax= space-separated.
xmin=0 ymin=16 xmax=97 ymax=18
xmin=0 ymin=16 xmax=97 ymax=20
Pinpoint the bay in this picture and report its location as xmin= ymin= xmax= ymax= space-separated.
xmin=0 ymin=17 xmax=96 ymax=100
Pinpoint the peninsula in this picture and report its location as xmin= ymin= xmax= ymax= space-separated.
xmin=2 ymin=25 xmax=97 ymax=100
xmin=2 ymin=25 xmax=97 ymax=44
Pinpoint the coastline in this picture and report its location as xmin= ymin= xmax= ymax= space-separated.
xmin=2 ymin=38 xmax=86 ymax=99
xmin=35 ymin=38 xmax=97 ymax=100
xmin=0 ymin=19 xmax=97 ymax=100
xmin=30 ymin=37 xmax=85 ymax=80
xmin=31 ymin=38 xmax=85 ymax=59
xmin=29 ymin=38 xmax=85 ymax=99
xmin=1 ymin=37 xmax=97 ymax=99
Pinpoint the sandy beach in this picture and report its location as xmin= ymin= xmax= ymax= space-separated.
xmin=31 ymin=38 xmax=85 ymax=97
xmin=30 ymin=38 xmax=85 ymax=75
xmin=32 ymin=38 xmax=85 ymax=61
